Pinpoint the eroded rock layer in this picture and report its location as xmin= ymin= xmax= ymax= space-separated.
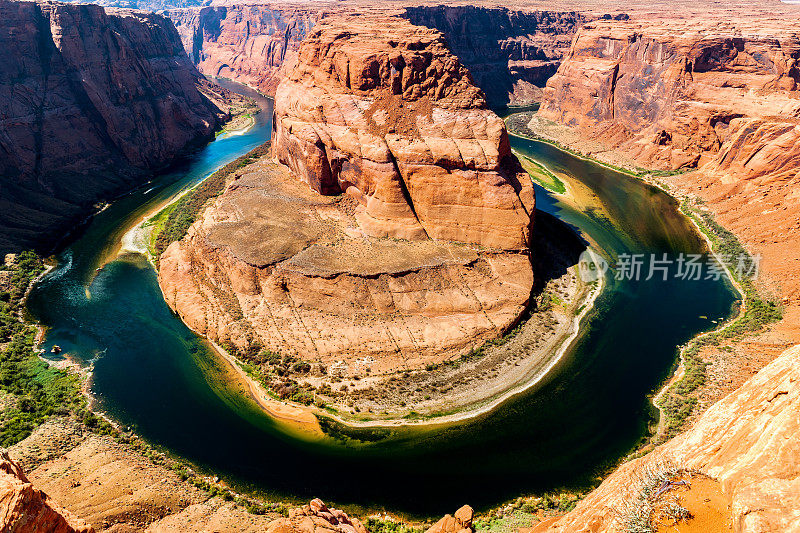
xmin=159 ymin=156 xmax=533 ymax=369
xmin=0 ymin=449 xmax=93 ymax=533
xmin=537 ymin=344 xmax=800 ymax=532
xmin=538 ymin=18 xmax=800 ymax=171
xmin=0 ymin=0 xmax=224 ymax=252
xmin=167 ymin=5 xmax=320 ymax=95
xmin=535 ymin=15 xmax=800 ymax=333
xmin=272 ymin=16 xmax=534 ymax=250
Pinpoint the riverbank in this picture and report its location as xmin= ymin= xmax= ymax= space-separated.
xmin=505 ymin=110 xmax=783 ymax=450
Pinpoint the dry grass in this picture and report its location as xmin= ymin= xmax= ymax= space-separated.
xmin=613 ymin=458 xmax=697 ymax=533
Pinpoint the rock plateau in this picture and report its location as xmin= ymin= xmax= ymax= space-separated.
xmin=158 ymin=15 xmax=534 ymax=371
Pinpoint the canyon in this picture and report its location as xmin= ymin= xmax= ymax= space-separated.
xmin=163 ymin=3 xmax=588 ymax=106
xmin=158 ymin=15 xmax=537 ymax=378
xmin=167 ymin=4 xmax=319 ymax=95
xmin=401 ymin=6 xmax=585 ymax=106
xmin=0 ymin=0 xmax=227 ymax=253
xmin=157 ymin=2 xmax=800 ymax=530
xmin=532 ymin=8 xmax=800 ymax=392
xmin=3 ymin=0 xmax=800 ymax=532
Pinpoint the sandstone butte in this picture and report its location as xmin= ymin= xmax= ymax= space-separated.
xmin=0 ymin=0 xmax=229 ymax=253
xmin=158 ymin=15 xmax=535 ymax=370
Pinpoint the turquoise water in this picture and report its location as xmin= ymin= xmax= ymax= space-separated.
xmin=26 ymin=94 xmax=737 ymax=516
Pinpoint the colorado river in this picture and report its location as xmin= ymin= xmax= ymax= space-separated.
xmin=26 ymin=89 xmax=737 ymax=515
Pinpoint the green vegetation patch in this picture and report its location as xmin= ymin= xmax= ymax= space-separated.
xmin=0 ymin=252 xmax=87 ymax=446
xmin=474 ymin=493 xmax=582 ymax=533
xmin=655 ymin=201 xmax=783 ymax=441
xmin=151 ymin=141 xmax=271 ymax=259
xmin=515 ymin=152 xmax=566 ymax=194
xmin=365 ymin=517 xmax=423 ymax=533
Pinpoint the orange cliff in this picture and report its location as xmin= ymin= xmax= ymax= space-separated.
xmin=535 ymin=13 xmax=800 ymax=333
xmin=0 ymin=0 xmax=227 ymax=253
xmin=0 ymin=450 xmax=93 ymax=533
xmin=534 ymin=344 xmax=800 ymax=532
xmin=158 ymin=15 xmax=534 ymax=372
xmin=165 ymin=4 xmax=586 ymax=106
xmin=523 ymin=8 xmax=800 ymax=531
xmin=166 ymin=5 xmax=319 ymax=95
xmin=271 ymin=17 xmax=534 ymax=248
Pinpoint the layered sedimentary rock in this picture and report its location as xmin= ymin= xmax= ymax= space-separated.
xmin=160 ymin=16 xmax=534 ymax=368
xmin=0 ymin=0 xmax=225 ymax=252
xmin=272 ymin=17 xmax=534 ymax=249
xmin=159 ymin=156 xmax=533 ymax=369
xmin=536 ymin=344 xmax=800 ymax=532
xmin=0 ymin=450 xmax=92 ymax=533
xmin=402 ymin=6 xmax=585 ymax=106
xmin=536 ymin=14 xmax=800 ymax=332
xmin=167 ymin=5 xmax=319 ymax=95
xmin=538 ymin=18 xmax=800 ymax=171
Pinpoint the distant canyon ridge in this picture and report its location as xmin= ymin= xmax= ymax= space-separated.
xmin=165 ymin=4 xmax=586 ymax=106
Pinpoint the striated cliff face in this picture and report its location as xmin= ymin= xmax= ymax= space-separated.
xmin=528 ymin=12 xmax=800 ymax=531
xmin=272 ymin=16 xmax=534 ymax=249
xmin=159 ymin=16 xmax=534 ymax=369
xmin=536 ymin=15 xmax=800 ymax=334
xmin=0 ymin=0 xmax=225 ymax=253
xmin=0 ymin=450 xmax=93 ymax=533
xmin=402 ymin=6 xmax=585 ymax=106
xmin=538 ymin=19 xmax=800 ymax=170
xmin=166 ymin=5 xmax=319 ymax=95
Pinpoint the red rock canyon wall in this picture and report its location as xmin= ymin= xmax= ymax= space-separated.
xmin=0 ymin=0 xmax=225 ymax=252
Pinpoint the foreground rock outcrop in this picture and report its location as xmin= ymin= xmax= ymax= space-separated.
xmin=0 ymin=449 xmax=92 ymax=532
xmin=425 ymin=505 xmax=474 ymax=533
xmin=536 ymin=344 xmax=800 ymax=532
xmin=167 ymin=5 xmax=319 ymax=95
xmin=266 ymin=499 xmax=367 ymax=533
xmin=159 ymin=16 xmax=534 ymax=372
xmin=0 ymin=0 xmax=225 ymax=253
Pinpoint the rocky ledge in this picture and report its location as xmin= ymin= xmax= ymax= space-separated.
xmin=0 ymin=0 xmax=230 ymax=253
xmin=0 ymin=449 xmax=92 ymax=532
xmin=159 ymin=16 xmax=535 ymax=376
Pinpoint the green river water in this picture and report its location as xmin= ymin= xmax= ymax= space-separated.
xmin=26 ymin=86 xmax=737 ymax=516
